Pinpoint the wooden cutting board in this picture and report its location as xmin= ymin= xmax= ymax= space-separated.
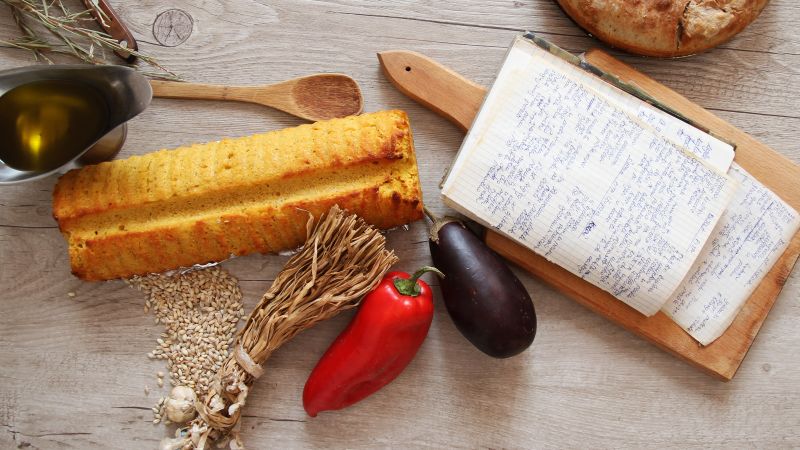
xmin=378 ymin=48 xmax=800 ymax=380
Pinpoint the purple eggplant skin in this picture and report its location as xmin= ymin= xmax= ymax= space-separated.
xmin=429 ymin=218 xmax=536 ymax=358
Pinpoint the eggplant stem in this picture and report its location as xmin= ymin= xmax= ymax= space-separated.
xmin=422 ymin=205 xmax=439 ymax=223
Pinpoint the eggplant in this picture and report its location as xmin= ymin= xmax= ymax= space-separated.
xmin=427 ymin=212 xmax=536 ymax=358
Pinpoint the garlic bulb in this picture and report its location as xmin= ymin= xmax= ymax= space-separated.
xmin=164 ymin=385 xmax=197 ymax=424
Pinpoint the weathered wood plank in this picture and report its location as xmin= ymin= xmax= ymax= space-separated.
xmin=1 ymin=0 xmax=799 ymax=448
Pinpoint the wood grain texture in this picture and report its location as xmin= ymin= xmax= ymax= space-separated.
xmin=378 ymin=50 xmax=484 ymax=131
xmin=1 ymin=0 xmax=799 ymax=448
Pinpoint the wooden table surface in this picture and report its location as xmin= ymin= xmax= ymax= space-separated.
xmin=2 ymin=1 xmax=799 ymax=448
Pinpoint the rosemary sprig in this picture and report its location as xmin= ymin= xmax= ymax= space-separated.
xmin=0 ymin=0 xmax=179 ymax=80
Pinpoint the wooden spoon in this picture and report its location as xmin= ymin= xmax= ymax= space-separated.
xmin=149 ymin=74 xmax=363 ymax=122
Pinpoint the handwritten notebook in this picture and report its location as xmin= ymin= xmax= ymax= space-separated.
xmin=442 ymin=35 xmax=800 ymax=345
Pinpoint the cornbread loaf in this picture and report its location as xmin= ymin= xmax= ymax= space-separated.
xmin=53 ymin=110 xmax=423 ymax=280
xmin=556 ymin=0 xmax=769 ymax=57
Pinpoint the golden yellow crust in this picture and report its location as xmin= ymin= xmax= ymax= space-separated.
xmin=556 ymin=0 xmax=769 ymax=57
xmin=53 ymin=110 xmax=424 ymax=280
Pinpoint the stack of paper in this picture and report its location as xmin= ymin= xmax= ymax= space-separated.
xmin=441 ymin=36 xmax=800 ymax=345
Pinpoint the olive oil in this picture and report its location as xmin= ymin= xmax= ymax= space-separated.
xmin=0 ymin=79 xmax=109 ymax=172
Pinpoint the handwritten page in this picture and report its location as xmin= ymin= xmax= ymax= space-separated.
xmin=442 ymin=36 xmax=738 ymax=316
xmin=576 ymin=68 xmax=735 ymax=174
xmin=662 ymin=163 xmax=800 ymax=344
xmin=580 ymin=54 xmax=800 ymax=344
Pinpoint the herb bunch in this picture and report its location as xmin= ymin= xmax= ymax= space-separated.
xmin=0 ymin=0 xmax=178 ymax=79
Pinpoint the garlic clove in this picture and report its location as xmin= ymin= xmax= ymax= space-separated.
xmin=165 ymin=385 xmax=197 ymax=424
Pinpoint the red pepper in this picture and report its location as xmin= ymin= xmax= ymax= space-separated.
xmin=303 ymin=266 xmax=443 ymax=417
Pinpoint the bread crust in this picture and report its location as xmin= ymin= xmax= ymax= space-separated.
xmin=53 ymin=110 xmax=424 ymax=280
xmin=556 ymin=0 xmax=769 ymax=57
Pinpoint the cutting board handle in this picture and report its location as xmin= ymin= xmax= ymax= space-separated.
xmin=378 ymin=50 xmax=487 ymax=131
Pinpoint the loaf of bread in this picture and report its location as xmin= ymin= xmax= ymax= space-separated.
xmin=53 ymin=110 xmax=423 ymax=280
xmin=556 ymin=0 xmax=769 ymax=57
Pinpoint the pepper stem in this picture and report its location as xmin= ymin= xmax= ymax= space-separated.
xmin=393 ymin=266 xmax=445 ymax=297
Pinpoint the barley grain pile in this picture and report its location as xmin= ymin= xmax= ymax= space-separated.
xmin=129 ymin=266 xmax=244 ymax=422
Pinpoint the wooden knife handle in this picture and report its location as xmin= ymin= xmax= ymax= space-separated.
xmin=377 ymin=50 xmax=487 ymax=131
xmin=82 ymin=0 xmax=138 ymax=62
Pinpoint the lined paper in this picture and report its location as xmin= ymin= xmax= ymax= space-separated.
xmin=579 ymin=69 xmax=735 ymax=174
xmin=578 ymin=53 xmax=800 ymax=344
xmin=663 ymin=163 xmax=800 ymax=344
xmin=442 ymin=37 xmax=738 ymax=316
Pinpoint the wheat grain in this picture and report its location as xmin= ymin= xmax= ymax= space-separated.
xmin=129 ymin=266 xmax=244 ymax=425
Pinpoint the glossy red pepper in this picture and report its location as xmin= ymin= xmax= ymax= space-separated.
xmin=303 ymin=266 xmax=443 ymax=417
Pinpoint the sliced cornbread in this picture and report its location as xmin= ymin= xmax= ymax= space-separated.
xmin=53 ymin=110 xmax=423 ymax=280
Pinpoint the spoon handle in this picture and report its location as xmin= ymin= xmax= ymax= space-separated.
xmin=148 ymin=75 xmax=363 ymax=122
xmin=149 ymin=80 xmax=269 ymax=105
